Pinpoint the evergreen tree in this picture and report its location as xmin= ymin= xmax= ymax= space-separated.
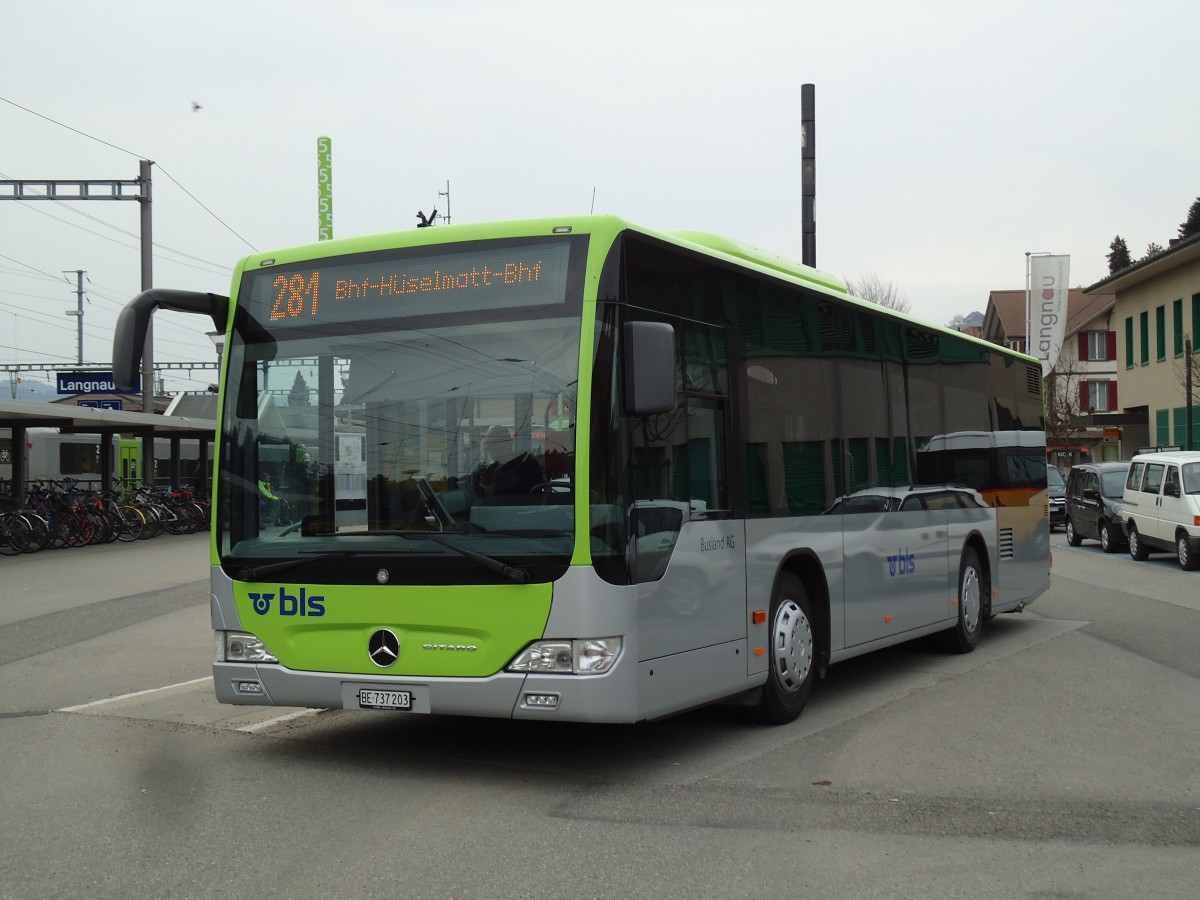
xmin=1107 ymin=235 xmax=1132 ymax=273
xmin=1179 ymin=196 xmax=1200 ymax=240
xmin=288 ymin=371 xmax=311 ymax=407
xmin=1144 ymin=242 xmax=1165 ymax=260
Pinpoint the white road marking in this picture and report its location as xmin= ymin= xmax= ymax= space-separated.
xmin=236 ymin=708 xmax=321 ymax=732
xmin=57 ymin=676 xmax=211 ymax=712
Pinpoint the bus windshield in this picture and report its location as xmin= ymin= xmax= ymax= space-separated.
xmin=217 ymin=235 xmax=586 ymax=583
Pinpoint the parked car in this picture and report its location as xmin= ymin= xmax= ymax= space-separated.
xmin=1121 ymin=450 xmax=1200 ymax=570
xmin=1065 ymin=461 xmax=1130 ymax=552
xmin=1047 ymin=465 xmax=1067 ymax=530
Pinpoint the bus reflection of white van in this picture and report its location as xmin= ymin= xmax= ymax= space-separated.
xmin=823 ymin=484 xmax=988 ymax=515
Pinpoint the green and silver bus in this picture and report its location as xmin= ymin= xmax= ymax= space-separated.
xmin=113 ymin=216 xmax=1050 ymax=724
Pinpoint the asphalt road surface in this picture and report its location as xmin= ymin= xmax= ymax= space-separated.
xmin=1 ymin=529 xmax=1197 ymax=899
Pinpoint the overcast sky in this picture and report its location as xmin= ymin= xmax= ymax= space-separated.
xmin=3 ymin=0 xmax=1198 ymax=395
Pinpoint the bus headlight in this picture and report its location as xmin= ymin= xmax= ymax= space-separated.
xmin=507 ymin=637 xmax=622 ymax=675
xmin=217 ymin=631 xmax=278 ymax=664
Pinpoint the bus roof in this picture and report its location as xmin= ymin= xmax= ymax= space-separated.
xmin=231 ymin=215 xmax=1036 ymax=365
xmin=922 ymin=431 xmax=1047 ymax=451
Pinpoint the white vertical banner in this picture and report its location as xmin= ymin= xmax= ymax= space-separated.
xmin=1029 ymin=254 xmax=1070 ymax=376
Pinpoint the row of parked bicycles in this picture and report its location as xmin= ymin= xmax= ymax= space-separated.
xmin=0 ymin=479 xmax=210 ymax=555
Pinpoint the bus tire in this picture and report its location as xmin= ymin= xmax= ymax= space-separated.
xmin=755 ymin=573 xmax=815 ymax=724
xmin=941 ymin=546 xmax=984 ymax=654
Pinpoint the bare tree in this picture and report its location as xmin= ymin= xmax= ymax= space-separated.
xmin=1043 ymin=358 xmax=1087 ymax=454
xmin=846 ymin=274 xmax=912 ymax=314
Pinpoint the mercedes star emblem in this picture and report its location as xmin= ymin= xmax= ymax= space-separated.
xmin=368 ymin=629 xmax=400 ymax=667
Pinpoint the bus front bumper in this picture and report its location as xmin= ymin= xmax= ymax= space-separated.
xmin=212 ymin=659 xmax=641 ymax=723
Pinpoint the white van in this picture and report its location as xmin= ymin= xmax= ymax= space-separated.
xmin=1121 ymin=450 xmax=1200 ymax=570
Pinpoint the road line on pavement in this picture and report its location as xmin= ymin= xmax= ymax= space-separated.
xmin=237 ymin=708 xmax=321 ymax=732
xmin=57 ymin=676 xmax=211 ymax=712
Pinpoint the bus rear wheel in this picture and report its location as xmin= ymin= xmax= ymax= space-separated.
xmin=941 ymin=546 xmax=984 ymax=654
xmin=755 ymin=573 xmax=815 ymax=724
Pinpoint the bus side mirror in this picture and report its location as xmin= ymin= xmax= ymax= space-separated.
xmin=623 ymin=321 xmax=676 ymax=416
xmin=113 ymin=289 xmax=229 ymax=389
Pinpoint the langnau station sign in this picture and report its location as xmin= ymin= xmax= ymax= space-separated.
xmin=56 ymin=370 xmax=141 ymax=395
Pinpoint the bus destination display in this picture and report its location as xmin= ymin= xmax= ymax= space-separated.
xmin=247 ymin=240 xmax=572 ymax=328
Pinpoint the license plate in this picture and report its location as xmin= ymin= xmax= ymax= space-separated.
xmin=357 ymin=689 xmax=412 ymax=710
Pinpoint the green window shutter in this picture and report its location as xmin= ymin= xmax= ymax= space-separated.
xmin=1193 ymin=294 xmax=1200 ymax=349
xmin=672 ymin=438 xmax=713 ymax=509
xmin=1174 ymin=300 xmax=1184 ymax=356
xmin=874 ymin=438 xmax=893 ymax=487
xmin=1156 ymin=306 xmax=1166 ymax=361
xmin=783 ymin=441 xmax=826 ymax=516
xmin=893 ymin=436 xmax=909 ymax=484
xmin=846 ymin=438 xmax=870 ymax=494
xmin=1140 ymin=312 xmax=1150 ymax=365
xmin=633 ymin=447 xmax=663 ymax=498
xmin=1125 ymin=317 xmax=1134 ymax=368
xmin=745 ymin=444 xmax=769 ymax=516
xmin=1156 ymin=409 xmax=1170 ymax=446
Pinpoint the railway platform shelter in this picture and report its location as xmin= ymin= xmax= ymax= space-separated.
xmin=0 ymin=398 xmax=215 ymax=507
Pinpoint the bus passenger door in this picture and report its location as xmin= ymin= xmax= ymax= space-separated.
xmin=633 ymin=397 xmax=746 ymax=662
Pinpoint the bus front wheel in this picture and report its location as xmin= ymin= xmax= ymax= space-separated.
xmin=941 ymin=546 xmax=984 ymax=654
xmin=756 ymin=573 xmax=815 ymax=724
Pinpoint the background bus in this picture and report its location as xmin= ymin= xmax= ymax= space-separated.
xmin=113 ymin=215 xmax=1050 ymax=725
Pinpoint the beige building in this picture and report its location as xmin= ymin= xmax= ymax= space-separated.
xmin=1083 ymin=231 xmax=1200 ymax=454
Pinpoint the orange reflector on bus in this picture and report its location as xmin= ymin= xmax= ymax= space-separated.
xmin=752 ymin=610 xmax=767 ymax=624
xmin=884 ymin=615 xmax=892 ymax=623
xmin=754 ymin=647 xmax=765 ymax=657
xmin=952 ymin=598 xmax=958 ymax=607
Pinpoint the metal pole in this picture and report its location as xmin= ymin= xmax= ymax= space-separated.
xmin=1187 ymin=337 xmax=1194 ymax=451
xmin=72 ymin=270 xmax=84 ymax=364
xmin=439 ymin=180 xmax=451 ymax=225
xmin=801 ymin=84 xmax=816 ymax=267
xmin=139 ymin=159 xmax=154 ymax=483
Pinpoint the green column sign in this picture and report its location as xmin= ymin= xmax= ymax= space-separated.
xmin=317 ymin=136 xmax=333 ymax=241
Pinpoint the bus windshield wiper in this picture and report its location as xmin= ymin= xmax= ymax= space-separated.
xmin=236 ymin=549 xmax=404 ymax=581
xmin=401 ymin=533 xmax=530 ymax=584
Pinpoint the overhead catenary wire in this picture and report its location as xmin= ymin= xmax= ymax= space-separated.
xmin=0 ymin=95 xmax=257 ymax=252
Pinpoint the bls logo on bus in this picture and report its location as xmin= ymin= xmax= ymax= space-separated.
xmin=887 ymin=550 xmax=916 ymax=577
xmin=248 ymin=587 xmax=326 ymax=617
